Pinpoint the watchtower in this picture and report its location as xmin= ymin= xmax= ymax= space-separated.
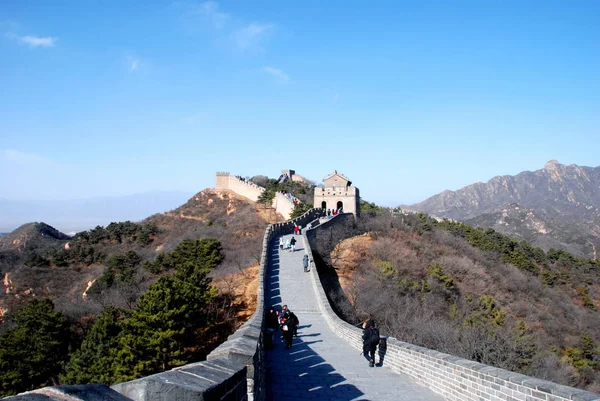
xmin=314 ymin=171 xmax=360 ymax=216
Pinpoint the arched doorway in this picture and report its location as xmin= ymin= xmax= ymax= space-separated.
xmin=336 ymin=201 xmax=343 ymax=213
xmin=321 ymin=201 xmax=327 ymax=210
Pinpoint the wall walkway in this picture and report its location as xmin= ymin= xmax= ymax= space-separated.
xmin=265 ymin=231 xmax=444 ymax=400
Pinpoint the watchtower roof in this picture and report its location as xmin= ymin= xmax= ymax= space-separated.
xmin=323 ymin=170 xmax=352 ymax=186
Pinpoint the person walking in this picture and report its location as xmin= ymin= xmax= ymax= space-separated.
xmin=303 ymin=254 xmax=309 ymax=272
xmin=293 ymin=224 xmax=299 ymax=235
xmin=279 ymin=237 xmax=284 ymax=250
xmin=289 ymin=236 xmax=297 ymax=252
xmin=362 ymin=319 xmax=380 ymax=367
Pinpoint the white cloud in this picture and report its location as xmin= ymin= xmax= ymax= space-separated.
xmin=176 ymin=1 xmax=230 ymax=31
xmin=124 ymin=54 xmax=142 ymax=72
xmin=1 ymin=149 xmax=51 ymax=165
xmin=7 ymin=33 xmax=56 ymax=47
xmin=177 ymin=2 xmax=274 ymax=52
xmin=196 ymin=1 xmax=230 ymax=28
xmin=263 ymin=66 xmax=290 ymax=83
xmin=233 ymin=23 xmax=272 ymax=51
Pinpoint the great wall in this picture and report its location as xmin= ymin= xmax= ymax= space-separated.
xmin=8 ymin=172 xmax=600 ymax=401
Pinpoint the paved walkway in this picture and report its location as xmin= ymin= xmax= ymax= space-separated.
xmin=265 ymin=234 xmax=445 ymax=401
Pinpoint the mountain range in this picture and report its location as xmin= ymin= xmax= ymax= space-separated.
xmin=407 ymin=160 xmax=600 ymax=259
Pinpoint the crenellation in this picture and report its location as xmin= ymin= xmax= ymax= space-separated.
xmin=214 ymin=171 xmax=299 ymax=219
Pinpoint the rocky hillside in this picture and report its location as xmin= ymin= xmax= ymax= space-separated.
xmin=0 ymin=189 xmax=275 ymax=322
xmin=407 ymin=160 xmax=600 ymax=258
xmin=325 ymin=212 xmax=600 ymax=391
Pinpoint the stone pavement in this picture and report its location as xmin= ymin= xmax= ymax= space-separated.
xmin=265 ymin=234 xmax=445 ymax=401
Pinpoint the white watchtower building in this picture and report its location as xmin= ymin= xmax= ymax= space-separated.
xmin=314 ymin=171 xmax=360 ymax=217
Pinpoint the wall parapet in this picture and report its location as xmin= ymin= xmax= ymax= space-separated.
xmin=215 ymin=172 xmax=298 ymax=220
xmin=302 ymin=219 xmax=600 ymax=401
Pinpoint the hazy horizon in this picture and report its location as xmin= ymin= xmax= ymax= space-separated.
xmin=0 ymin=190 xmax=194 ymax=233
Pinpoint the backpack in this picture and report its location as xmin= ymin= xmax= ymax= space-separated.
xmin=367 ymin=327 xmax=380 ymax=346
xmin=288 ymin=312 xmax=299 ymax=326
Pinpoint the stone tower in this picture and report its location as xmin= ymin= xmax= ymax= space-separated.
xmin=314 ymin=171 xmax=360 ymax=216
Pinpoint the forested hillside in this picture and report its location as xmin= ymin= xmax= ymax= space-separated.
xmin=327 ymin=208 xmax=600 ymax=392
xmin=0 ymin=189 xmax=272 ymax=396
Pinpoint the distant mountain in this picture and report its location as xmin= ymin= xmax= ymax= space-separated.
xmin=0 ymin=222 xmax=70 ymax=254
xmin=407 ymin=161 xmax=600 ymax=258
xmin=0 ymin=190 xmax=194 ymax=234
xmin=0 ymin=233 xmax=7 ymax=238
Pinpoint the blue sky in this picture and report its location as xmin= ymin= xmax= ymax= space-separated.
xmin=1 ymin=0 xmax=599 ymax=206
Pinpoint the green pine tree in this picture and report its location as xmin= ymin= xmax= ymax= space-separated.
xmin=0 ymin=299 xmax=71 ymax=397
xmin=61 ymin=307 xmax=123 ymax=385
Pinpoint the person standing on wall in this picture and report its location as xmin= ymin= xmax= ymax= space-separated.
xmin=281 ymin=316 xmax=294 ymax=349
xmin=362 ymin=319 xmax=380 ymax=367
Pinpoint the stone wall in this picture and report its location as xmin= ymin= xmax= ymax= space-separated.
xmin=215 ymin=172 xmax=296 ymax=220
xmin=302 ymin=219 xmax=600 ymax=401
xmin=272 ymin=192 xmax=294 ymax=221
xmin=305 ymin=214 xmax=356 ymax=265
xmin=215 ymin=173 xmax=263 ymax=202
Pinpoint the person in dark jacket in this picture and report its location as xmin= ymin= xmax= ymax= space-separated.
xmin=362 ymin=319 xmax=380 ymax=367
xmin=281 ymin=316 xmax=294 ymax=349
xmin=266 ymin=307 xmax=279 ymax=331
xmin=264 ymin=307 xmax=279 ymax=349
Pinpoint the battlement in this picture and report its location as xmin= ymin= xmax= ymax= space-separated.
xmin=214 ymin=171 xmax=297 ymax=219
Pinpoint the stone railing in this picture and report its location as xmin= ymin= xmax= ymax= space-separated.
xmin=302 ymin=217 xmax=600 ymax=401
